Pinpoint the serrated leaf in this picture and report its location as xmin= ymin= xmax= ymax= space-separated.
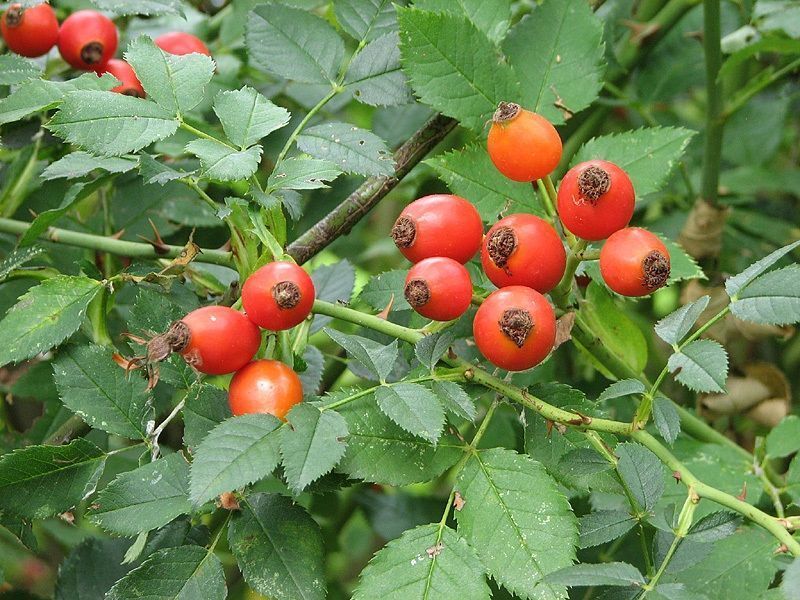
xmin=725 ymin=240 xmax=800 ymax=297
xmin=0 ymin=54 xmax=42 ymax=85
xmin=91 ymin=0 xmax=185 ymax=17
xmin=616 ymin=442 xmax=665 ymax=512
xmin=668 ymin=339 xmax=728 ymax=393
xmin=359 ymin=269 xmax=411 ymax=312
xmin=125 ymin=36 xmax=214 ymax=116
xmin=42 ymin=151 xmax=137 ymax=181
xmin=557 ymin=447 xmax=613 ymax=479
xmin=89 ymin=453 xmax=191 ymax=536
xmin=655 ymin=296 xmax=711 ymax=345
xmin=53 ymin=344 xmax=153 ymax=439
xmin=138 ymin=153 xmax=193 ymax=185
xmin=229 ymin=493 xmax=326 ymax=600
xmin=105 ymin=546 xmax=226 ymax=600
xmin=267 ymin=157 xmax=341 ymax=191
xmin=662 ymin=238 xmax=706 ymax=284
xmin=310 ymin=261 xmax=356 ymax=334
xmin=573 ymin=127 xmax=696 ymax=197
xmin=686 ymin=511 xmax=741 ymax=543
xmin=0 ymin=247 xmax=44 ymax=282
xmin=334 ymin=0 xmax=398 ymax=42
xmin=414 ymin=331 xmax=456 ymax=371
xmin=598 ymin=379 xmax=646 ymax=402
xmin=297 ymin=122 xmax=395 ymax=176
xmin=185 ymin=139 xmax=261 ymax=182
xmin=397 ymin=7 xmax=519 ymax=131
xmin=0 ymin=276 xmax=102 ymax=367
xmin=213 ymin=86 xmax=290 ymax=149
xmin=503 ymin=0 xmax=604 ymax=124
xmin=375 ymin=383 xmax=445 ymax=443
xmin=325 ymin=328 xmax=399 ymax=382
xmin=431 ymin=380 xmax=477 ymax=421
xmin=0 ymin=439 xmax=106 ymax=519
xmin=56 ymin=538 xmax=131 ymax=600
xmin=546 ymin=562 xmax=645 ymax=587
xmin=183 ymin=384 xmax=231 ymax=452
xmin=579 ymin=511 xmax=637 ymax=549
xmin=281 ymin=404 xmax=348 ymax=492
xmin=425 ymin=144 xmax=542 ymax=220
xmin=455 ymin=448 xmax=577 ymax=599
xmin=653 ymin=397 xmax=681 ymax=445
xmin=731 ymin=265 xmax=800 ymax=325
xmin=247 ymin=3 xmax=344 ymax=84
xmin=48 ymin=91 xmax=179 ymax=156
xmin=765 ymin=415 xmax=800 ymax=458
xmin=338 ymin=395 xmax=462 ymax=485
xmin=189 ymin=414 xmax=282 ymax=507
xmin=345 ymin=31 xmax=413 ymax=106
xmin=416 ymin=0 xmax=510 ymax=42
xmin=781 ymin=558 xmax=800 ymax=600
xmin=353 ymin=523 xmax=490 ymax=599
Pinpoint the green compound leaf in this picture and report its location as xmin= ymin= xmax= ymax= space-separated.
xmin=0 ymin=276 xmax=103 ymax=367
xmin=375 ymin=383 xmax=445 ymax=443
xmin=344 ymin=32 xmax=413 ymax=107
xmin=397 ymin=7 xmax=519 ymax=132
xmin=88 ymin=453 xmax=191 ymax=536
xmin=324 ymin=328 xmax=399 ymax=382
xmin=266 ymin=157 xmax=342 ymax=192
xmin=415 ymin=0 xmax=511 ymax=43
xmin=297 ymin=122 xmax=395 ymax=176
xmin=41 ymin=151 xmax=138 ymax=181
xmin=183 ymin=384 xmax=231 ymax=452
xmin=546 ymin=562 xmax=645 ymax=587
xmin=91 ymin=0 xmax=185 ymax=17
xmin=0 ymin=439 xmax=106 ymax=520
xmin=0 ymin=246 xmax=45 ymax=282
xmin=185 ymin=139 xmax=262 ymax=182
xmin=597 ymin=379 xmax=646 ymax=402
xmin=731 ymin=265 xmax=800 ymax=325
xmin=229 ymin=493 xmax=326 ymax=600
xmin=615 ymin=442 xmax=665 ymax=512
xmin=353 ymin=523 xmax=490 ymax=599
xmin=667 ymin=339 xmax=728 ymax=393
xmin=455 ymin=448 xmax=578 ymax=599
xmin=213 ymin=86 xmax=290 ymax=149
xmin=55 ymin=538 xmax=131 ymax=600
xmin=334 ymin=0 xmax=398 ymax=43
xmin=579 ymin=510 xmax=637 ymax=549
xmin=189 ymin=414 xmax=282 ymax=507
xmin=503 ymin=0 xmax=605 ymax=124
xmin=655 ymin=296 xmax=710 ymax=345
xmin=725 ymin=240 xmax=800 ymax=297
xmin=0 ymin=54 xmax=42 ymax=85
xmin=53 ymin=344 xmax=154 ymax=440
xmin=765 ymin=415 xmax=800 ymax=458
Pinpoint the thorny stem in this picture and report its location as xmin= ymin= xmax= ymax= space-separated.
xmin=641 ymin=493 xmax=697 ymax=595
xmin=701 ymin=0 xmax=724 ymax=207
xmin=311 ymin=299 xmax=800 ymax=556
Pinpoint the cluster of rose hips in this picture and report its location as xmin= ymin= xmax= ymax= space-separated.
xmin=392 ymin=101 xmax=671 ymax=372
xmin=1 ymin=3 xmax=210 ymax=97
xmin=135 ymin=262 xmax=316 ymax=421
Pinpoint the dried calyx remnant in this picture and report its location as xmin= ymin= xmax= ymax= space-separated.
xmin=81 ymin=41 xmax=104 ymax=65
xmin=404 ymin=279 xmax=430 ymax=307
xmin=642 ymin=250 xmax=670 ymax=290
xmin=493 ymin=101 xmax=521 ymax=123
xmin=577 ymin=166 xmax=611 ymax=202
xmin=147 ymin=321 xmax=191 ymax=362
xmin=5 ymin=5 xmax=23 ymax=26
xmin=391 ymin=216 xmax=416 ymax=248
xmin=499 ymin=308 xmax=533 ymax=348
xmin=272 ymin=281 xmax=301 ymax=309
xmin=487 ymin=226 xmax=517 ymax=268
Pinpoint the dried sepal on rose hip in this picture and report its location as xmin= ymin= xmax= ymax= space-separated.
xmin=391 ymin=194 xmax=483 ymax=264
xmin=473 ymin=286 xmax=556 ymax=371
xmin=404 ymin=257 xmax=472 ymax=322
xmin=557 ymin=160 xmax=635 ymax=241
xmin=599 ymin=227 xmax=671 ymax=297
xmin=57 ymin=10 xmax=118 ymax=71
xmin=0 ymin=3 xmax=59 ymax=58
xmin=487 ymin=101 xmax=562 ymax=182
xmin=242 ymin=261 xmax=316 ymax=330
xmin=228 ymin=359 xmax=303 ymax=420
xmin=481 ymin=214 xmax=566 ymax=293
xmin=123 ymin=306 xmax=261 ymax=387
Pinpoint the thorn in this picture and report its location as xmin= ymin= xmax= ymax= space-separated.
xmin=453 ymin=492 xmax=465 ymax=511
xmin=672 ymin=471 xmax=682 ymax=483
xmin=137 ymin=219 xmax=170 ymax=255
xmin=736 ymin=482 xmax=747 ymax=501
xmin=621 ymin=19 xmax=661 ymax=45
xmin=774 ymin=544 xmax=789 ymax=554
xmin=376 ymin=294 xmax=394 ymax=320
xmin=545 ymin=420 xmax=554 ymax=437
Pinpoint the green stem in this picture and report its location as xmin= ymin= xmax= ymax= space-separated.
xmin=723 ymin=57 xmax=800 ymax=120
xmin=179 ymin=121 xmax=237 ymax=150
xmin=701 ymin=0 xmax=723 ymax=206
xmin=536 ymin=179 xmax=556 ymax=219
xmin=641 ymin=494 xmax=697 ymax=595
xmin=1 ymin=134 xmax=42 ymax=219
xmin=552 ymin=239 xmax=588 ymax=308
xmin=0 ymin=217 xmax=234 ymax=267
xmin=275 ymin=87 xmax=339 ymax=167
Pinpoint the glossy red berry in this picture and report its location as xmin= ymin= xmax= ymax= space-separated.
xmin=487 ymin=102 xmax=562 ymax=182
xmin=391 ymin=194 xmax=483 ymax=264
xmin=473 ymin=286 xmax=556 ymax=371
xmin=481 ymin=214 xmax=566 ymax=293
xmin=58 ymin=10 xmax=118 ymax=71
xmin=104 ymin=59 xmax=145 ymax=98
xmin=557 ymin=160 xmax=635 ymax=241
xmin=174 ymin=306 xmax=261 ymax=375
xmin=155 ymin=31 xmax=211 ymax=56
xmin=242 ymin=262 xmax=315 ymax=331
xmin=0 ymin=3 xmax=58 ymax=58
xmin=228 ymin=360 xmax=303 ymax=420
xmin=600 ymin=228 xmax=671 ymax=297
xmin=404 ymin=257 xmax=472 ymax=322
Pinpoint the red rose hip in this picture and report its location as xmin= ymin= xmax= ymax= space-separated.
xmin=600 ymin=228 xmax=671 ymax=297
xmin=404 ymin=257 xmax=472 ymax=322
xmin=391 ymin=194 xmax=483 ymax=264
xmin=0 ymin=3 xmax=59 ymax=58
xmin=58 ymin=10 xmax=118 ymax=71
xmin=228 ymin=359 xmax=303 ymax=420
xmin=242 ymin=262 xmax=315 ymax=331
